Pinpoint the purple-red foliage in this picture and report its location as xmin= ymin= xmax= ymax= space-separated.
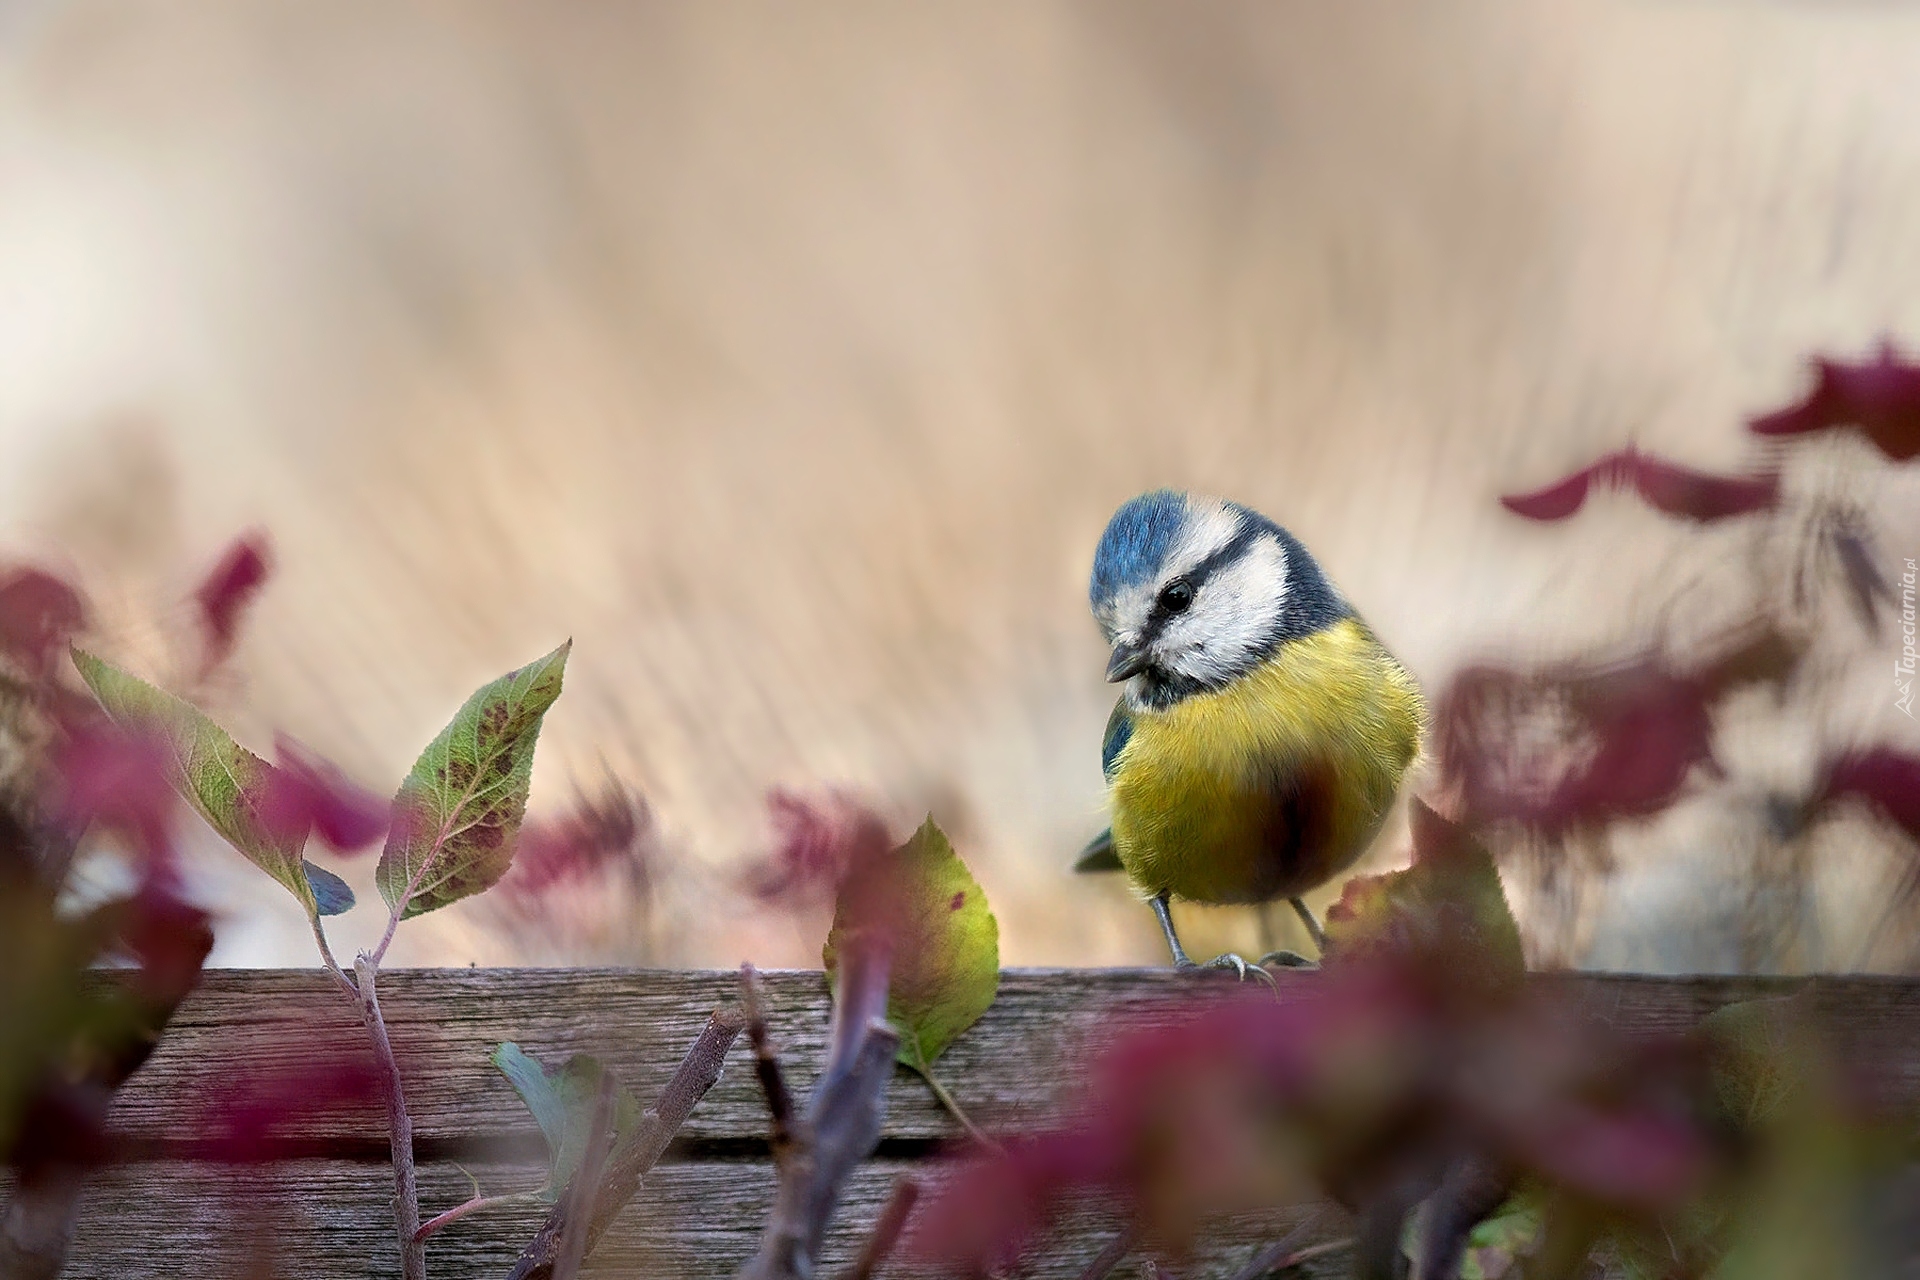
xmin=1438 ymin=660 xmax=1716 ymax=834
xmin=255 ymin=734 xmax=389 ymax=855
xmin=0 ymin=568 xmax=85 ymax=679
xmin=1750 ymin=341 xmax=1920 ymax=462
xmin=912 ymin=811 xmax=1712 ymax=1275
xmin=502 ymin=784 xmax=651 ymax=901
xmin=1815 ymin=749 xmax=1920 ymax=844
xmin=193 ymin=533 xmax=272 ymax=672
xmin=201 ymin=1056 xmax=382 ymax=1164
xmin=113 ymin=881 xmax=215 ymax=1005
xmin=1500 ymin=446 xmax=1778 ymax=523
xmin=744 ymin=788 xmax=894 ymax=909
xmin=50 ymin=723 xmax=179 ymax=865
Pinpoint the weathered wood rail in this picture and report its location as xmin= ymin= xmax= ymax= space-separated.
xmin=32 ymin=968 xmax=1920 ymax=1278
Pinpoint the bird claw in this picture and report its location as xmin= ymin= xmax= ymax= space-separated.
xmin=1176 ymin=952 xmax=1278 ymax=990
xmin=1256 ymin=950 xmax=1317 ymax=970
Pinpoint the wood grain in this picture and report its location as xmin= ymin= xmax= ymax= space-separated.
xmin=46 ymin=967 xmax=1920 ymax=1277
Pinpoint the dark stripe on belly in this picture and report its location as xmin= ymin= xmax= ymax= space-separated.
xmin=1247 ymin=761 xmax=1341 ymax=902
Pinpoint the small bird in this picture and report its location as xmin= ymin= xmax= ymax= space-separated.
xmin=1079 ymin=489 xmax=1425 ymax=975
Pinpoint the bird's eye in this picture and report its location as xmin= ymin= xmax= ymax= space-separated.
xmin=1157 ymin=578 xmax=1194 ymax=615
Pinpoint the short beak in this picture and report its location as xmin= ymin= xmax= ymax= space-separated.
xmin=1105 ymin=640 xmax=1150 ymax=683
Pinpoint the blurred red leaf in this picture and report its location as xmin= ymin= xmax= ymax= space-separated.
xmin=503 ymin=784 xmax=651 ymax=900
xmin=0 ymin=568 xmax=85 ymax=679
xmin=1439 ymin=660 xmax=1716 ymax=833
xmin=1501 ymin=447 xmax=1778 ymax=523
xmin=255 ymin=734 xmax=389 ymax=855
xmin=1816 ymin=750 xmax=1920 ymax=843
xmin=202 ymin=1057 xmax=382 ymax=1163
xmin=113 ymin=881 xmax=213 ymax=1004
xmin=51 ymin=724 xmax=177 ymax=864
xmin=1750 ymin=341 xmax=1920 ymax=461
xmin=744 ymin=788 xmax=892 ymax=908
xmin=913 ymin=968 xmax=1710 ymax=1273
xmin=193 ymin=533 xmax=272 ymax=671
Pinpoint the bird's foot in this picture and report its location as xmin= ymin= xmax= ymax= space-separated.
xmin=1255 ymin=950 xmax=1317 ymax=970
xmin=1175 ymin=952 xmax=1278 ymax=990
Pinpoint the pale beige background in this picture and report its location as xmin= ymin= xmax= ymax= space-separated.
xmin=2 ymin=2 xmax=1918 ymax=971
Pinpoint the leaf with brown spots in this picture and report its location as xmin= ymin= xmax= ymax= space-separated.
xmin=823 ymin=816 xmax=999 ymax=1073
xmin=375 ymin=641 xmax=570 ymax=919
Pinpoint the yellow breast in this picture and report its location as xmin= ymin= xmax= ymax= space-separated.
xmin=1107 ymin=617 xmax=1424 ymax=904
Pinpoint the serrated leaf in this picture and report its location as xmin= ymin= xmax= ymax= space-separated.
xmin=823 ymin=816 xmax=999 ymax=1073
xmin=1324 ymin=799 xmax=1524 ymax=986
xmin=304 ymin=862 xmax=355 ymax=916
xmin=490 ymin=1042 xmax=638 ymax=1201
xmin=71 ymin=647 xmax=315 ymax=916
xmin=376 ymin=642 xmax=569 ymax=919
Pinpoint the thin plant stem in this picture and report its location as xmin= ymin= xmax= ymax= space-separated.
xmin=1222 ymin=1212 xmax=1323 ymax=1280
xmin=837 ymin=1176 xmax=920 ymax=1280
xmin=308 ymin=914 xmax=356 ymax=999
xmin=354 ymin=954 xmax=425 ymax=1280
xmin=1075 ymin=1227 xmax=1136 ymax=1280
xmin=917 ymin=1063 xmax=1000 ymax=1154
xmin=413 ymin=1192 xmax=534 ymax=1244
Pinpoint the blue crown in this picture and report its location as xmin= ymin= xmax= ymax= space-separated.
xmin=1090 ymin=490 xmax=1189 ymax=606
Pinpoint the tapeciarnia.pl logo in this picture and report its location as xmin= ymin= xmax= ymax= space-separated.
xmin=1898 ymin=557 xmax=1917 ymax=718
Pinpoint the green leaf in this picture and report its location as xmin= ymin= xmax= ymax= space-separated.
xmin=1699 ymin=998 xmax=1801 ymax=1130
xmin=1401 ymin=1187 xmax=1545 ymax=1280
xmin=1324 ymin=798 xmax=1524 ymax=987
xmin=492 ymin=1042 xmax=567 ymax=1151
xmin=823 ymin=816 xmax=999 ymax=1073
xmin=71 ymin=647 xmax=315 ymax=917
xmin=490 ymin=1041 xmax=639 ymax=1201
xmin=304 ymin=862 xmax=355 ymax=916
xmin=375 ymin=642 xmax=569 ymax=919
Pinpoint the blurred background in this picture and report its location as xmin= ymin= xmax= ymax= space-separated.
xmin=2 ymin=0 xmax=1918 ymax=972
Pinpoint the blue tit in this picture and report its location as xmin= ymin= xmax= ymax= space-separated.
xmin=1077 ymin=489 xmax=1425 ymax=975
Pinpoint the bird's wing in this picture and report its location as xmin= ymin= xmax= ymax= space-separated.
xmin=1101 ymin=696 xmax=1133 ymax=781
xmin=1074 ymin=827 xmax=1123 ymax=873
xmin=1073 ymin=697 xmax=1135 ymax=873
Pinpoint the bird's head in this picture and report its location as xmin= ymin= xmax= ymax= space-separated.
xmin=1089 ymin=490 xmax=1346 ymax=708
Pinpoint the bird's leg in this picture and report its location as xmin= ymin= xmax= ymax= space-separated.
xmin=1289 ymin=895 xmax=1329 ymax=952
xmin=1150 ymin=893 xmax=1195 ymax=967
xmin=1254 ymin=896 xmax=1326 ymax=970
xmin=1151 ymin=893 xmax=1276 ymax=989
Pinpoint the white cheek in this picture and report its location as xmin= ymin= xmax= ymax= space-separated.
xmin=1158 ymin=540 xmax=1290 ymax=683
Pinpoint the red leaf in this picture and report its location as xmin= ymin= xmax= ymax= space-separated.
xmin=1500 ymin=468 xmax=1594 ymax=520
xmin=0 ymin=568 xmax=85 ymax=678
xmin=1750 ymin=341 xmax=1920 ymax=462
xmin=1627 ymin=453 xmax=1778 ymax=520
xmin=256 ymin=735 xmax=389 ymax=855
xmin=202 ymin=1057 xmax=382 ymax=1164
xmin=743 ymin=789 xmax=891 ymax=908
xmin=1817 ymin=750 xmax=1920 ymax=843
xmin=116 ymin=881 xmax=213 ymax=1003
xmin=1438 ymin=660 xmax=1715 ymax=833
xmin=53 ymin=724 xmax=178 ymax=864
xmin=1501 ymin=448 xmax=1775 ymax=523
xmin=193 ymin=533 xmax=272 ymax=671
xmin=502 ymin=784 xmax=651 ymax=900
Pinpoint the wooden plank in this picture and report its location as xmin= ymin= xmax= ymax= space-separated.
xmin=41 ymin=968 xmax=1920 ymax=1278
xmin=48 ymin=1158 xmax=1349 ymax=1280
xmin=103 ymin=969 xmax=1920 ymax=1151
